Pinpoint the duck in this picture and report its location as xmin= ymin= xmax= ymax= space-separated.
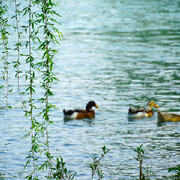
xmin=157 ymin=110 xmax=180 ymax=123
xmin=128 ymin=100 xmax=159 ymax=119
xmin=63 ymin=101 xmax=99 ymax=120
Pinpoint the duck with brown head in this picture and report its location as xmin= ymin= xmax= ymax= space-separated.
xmin=128 ymin=100 xmax=159 ymax=119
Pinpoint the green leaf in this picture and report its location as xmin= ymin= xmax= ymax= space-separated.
xmin=168 ymin=165 xmax=180 ymax=172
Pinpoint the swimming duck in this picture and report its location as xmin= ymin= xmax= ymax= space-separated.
xmin=63 ymin=101 xmax=99 ymax=120
xmin=157 ymin=110 xmax=180 ymax=123
xmin=128 ymin=100 xmax=159 ymax=119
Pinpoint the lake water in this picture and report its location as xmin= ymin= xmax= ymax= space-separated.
xmin=0 ymin=0 xmax=180 ymax=179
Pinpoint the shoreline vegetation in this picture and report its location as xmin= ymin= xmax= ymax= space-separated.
xmin=0 ymin=1 xmax=179 ymax=179
xmin=0 ymin=145 xmax=179 ymax=179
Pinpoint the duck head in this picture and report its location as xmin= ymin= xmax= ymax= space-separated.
xmin=86 ymin=101 xmax=99 ymax=111
xmin=147 ymin=100 xmax=159 ymax=110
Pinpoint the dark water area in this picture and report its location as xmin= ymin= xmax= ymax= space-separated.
xmin=0 ymin=0 xmax=180 ymax=179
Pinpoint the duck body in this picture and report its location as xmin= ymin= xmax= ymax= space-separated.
xmin=128 ymin=107 xmax=153 ymax=119
xmin=128 ymin=101 xmax=159 ymax=119
xmin=63 ymin=109 xmax=95 ymax=119
xmin=157 ymin=110 xmax=180 ymax=123
xmin=63 ymin=101 xmax=99 ymax=120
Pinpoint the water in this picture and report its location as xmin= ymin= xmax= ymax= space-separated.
xmin=0 ymin=0 xmax=180 ymax=179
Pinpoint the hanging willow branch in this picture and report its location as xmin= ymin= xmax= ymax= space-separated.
xmin=43 ymin=0 xmax=53 ymax=175
xmin=28 ymin=0 xmax=36 ymax=175
xmin=21 ymin=0 xmax=62 ymax=178
xmin=0 ymin=0 xmax=10 ymax=108
xmin=0 ymin=1 xmax=75 ymax=179
xmin=23 ymin=0 xmax=38 ymax=178
xmin=14 ymin=0 xmax=25 ymax=107
xmin=33 ymin=0 xmax=62 ymax=177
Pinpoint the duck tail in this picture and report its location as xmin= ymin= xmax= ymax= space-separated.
xmin=63 ymin=109 xmax=74 ymax=115
xmin=128 ymin=107 xmax=132 ymax=114
xmin=128 ymin=105 xmax=137 ymax=114
xmin=128 ymin=105 xmax=132 ymax=113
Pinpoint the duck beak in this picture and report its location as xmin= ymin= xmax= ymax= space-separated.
xmin=95 ymin=104 xmax=99 ymax=109
xmin=154 ymin=104 xmax=159 ymax=108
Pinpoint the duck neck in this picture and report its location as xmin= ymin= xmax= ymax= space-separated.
xmin=147 ymin=106 xmax=152 ymax=111
xmin=86 ymin=104 xmax=92 ymax=111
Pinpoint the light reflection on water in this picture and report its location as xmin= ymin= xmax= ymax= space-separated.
xmin=0 ymin=0 xmax=180 ymax=179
